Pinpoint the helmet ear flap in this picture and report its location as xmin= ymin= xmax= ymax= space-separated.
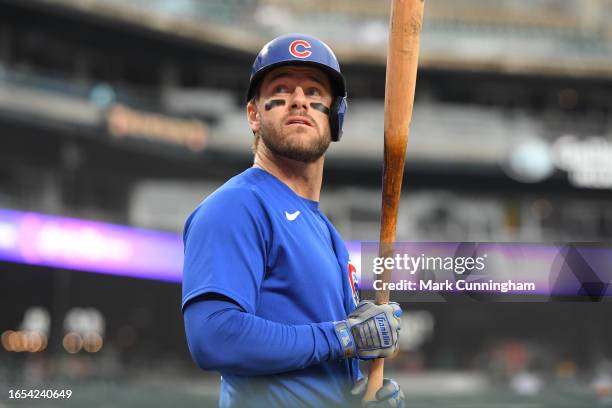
xmin=330 ymin=96 xmax=347 ymax=142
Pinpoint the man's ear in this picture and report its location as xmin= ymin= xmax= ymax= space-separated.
xmin=247 ymin=101 xmax=260 ymax=134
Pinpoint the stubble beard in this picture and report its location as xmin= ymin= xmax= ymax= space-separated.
xmin=258 ymin=110 xmax=331 ymax=164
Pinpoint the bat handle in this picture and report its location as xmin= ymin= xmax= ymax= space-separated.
xmin=364 ymin=358 xmax=385 ymax=402
xmin=363 ymin=291 xmax=390 ymax=402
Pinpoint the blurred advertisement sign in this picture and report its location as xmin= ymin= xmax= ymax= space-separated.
xmin=0 ymin=209 xmax=182 ymax=282
xmin=106 ymin=104 xmax=208 ymax=152
xmin=553 ymin=135 xmax=612 ymax=189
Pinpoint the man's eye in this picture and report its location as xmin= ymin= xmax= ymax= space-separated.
xmin=274 ymin=85 xmax=289 ymax=94
xmin=306 ymin=88 xmax=321 ymax=96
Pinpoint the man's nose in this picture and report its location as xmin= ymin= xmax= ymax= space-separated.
xmin=289 ymin=86 xmax=308 ymax=109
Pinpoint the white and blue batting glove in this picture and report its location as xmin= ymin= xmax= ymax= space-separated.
xmin=334 ymin=300 xmax=402 ymax=359
xmin=351 ymin=377 xmax=405 ymax=408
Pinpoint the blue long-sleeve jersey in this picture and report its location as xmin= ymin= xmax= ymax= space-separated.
xmin=182 ymin=168 xmax=362 ymax=407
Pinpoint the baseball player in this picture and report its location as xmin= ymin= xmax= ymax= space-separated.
xmin=182 ymin=34 xmax=404 ymax=408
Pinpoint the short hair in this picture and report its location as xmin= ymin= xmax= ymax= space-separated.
xmin=248 ymin=95 xmax=261 ymax=155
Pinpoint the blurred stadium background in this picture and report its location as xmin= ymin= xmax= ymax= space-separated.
xmin=1 ymin=0 xmax=612 ymax=406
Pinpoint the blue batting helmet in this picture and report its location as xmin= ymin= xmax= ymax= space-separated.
xmin=246 ymin=33 xmax=348 ymax=142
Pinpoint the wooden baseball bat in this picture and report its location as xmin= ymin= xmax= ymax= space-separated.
xmin=364 ymin=0 xmax=425 ymax=403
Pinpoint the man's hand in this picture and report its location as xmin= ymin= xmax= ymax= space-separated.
xmin=351 ymin=377 xmax=405 ymax=408
xmin=334 ymin=300 xmax=401 ymax=359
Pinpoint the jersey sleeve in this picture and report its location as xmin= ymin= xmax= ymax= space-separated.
xmin=182 ymin=187 xmax=268 ymax=314
xmin=184 ymin=296 xmax=345 ymax=375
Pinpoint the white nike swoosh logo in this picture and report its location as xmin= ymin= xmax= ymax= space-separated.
xmin=285 ymin=210 xmax=301 ymax=221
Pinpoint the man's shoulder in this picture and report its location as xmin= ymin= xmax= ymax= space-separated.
xmin=210 ymin=167 xmax=274 ymax=204
xmin=221 ymin=167 xmax=269 ymax=194
xmin=185 ymin=169 xmax=268 ymax=228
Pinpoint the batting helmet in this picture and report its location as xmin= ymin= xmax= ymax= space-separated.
xmin=246 ymin=33 xmax=348 ymax=142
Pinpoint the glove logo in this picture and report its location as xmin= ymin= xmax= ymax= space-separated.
xmin=289 ymin=40 xmax=312 ymax=59
xmin=376 ymin=315 xmax=392 ymax=347
xmin=348 ymin=261 xmax=360 ymax=307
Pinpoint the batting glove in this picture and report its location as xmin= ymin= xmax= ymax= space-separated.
xmin=351 ymin=377 xmax=405 ymax=408
xmin=333 ymin=300 xmax=401 ymax=359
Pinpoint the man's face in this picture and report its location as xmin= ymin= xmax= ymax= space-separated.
xmin=248 ymin=65 xmax=333 ymax=163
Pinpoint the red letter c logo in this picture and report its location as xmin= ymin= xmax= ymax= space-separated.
xmin=289 ymin=40 xmax=312 ymax=58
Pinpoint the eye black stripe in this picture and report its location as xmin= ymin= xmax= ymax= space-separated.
xmin=265 ymin=99 xmax=286 ymax=111
xmin=310 ymin=102 xmax=330 ymax=115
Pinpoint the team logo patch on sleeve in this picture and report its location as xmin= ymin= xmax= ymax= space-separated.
xmin=348 ymin=261 xmax=360 ymax=307
xmin=289 ymin=39 xmax=312 ymax=58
